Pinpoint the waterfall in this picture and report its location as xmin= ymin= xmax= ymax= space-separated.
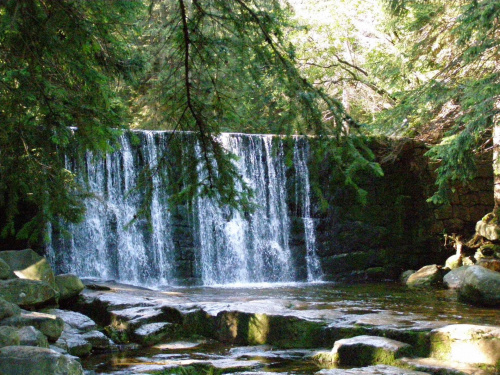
xmin=195 ymin=134 xmax=293 ymax=285
xmin=293 ymin=138 xmax=323 ymax=282
xmin=47 ymin=131 xmax=321 ymax=286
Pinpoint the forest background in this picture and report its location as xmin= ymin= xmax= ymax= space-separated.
xmin=0 ymin=0 xmax=498 ymax=245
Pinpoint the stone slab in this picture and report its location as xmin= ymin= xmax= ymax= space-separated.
xmin=331 ymin=335 xmax=412 ymax=366
xmin=430 ymin=324 xmax=500 ymax=366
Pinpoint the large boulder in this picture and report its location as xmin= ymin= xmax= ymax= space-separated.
xmin=0 ymin=326 xmax=20 ymax=348
xmin=0 ymin=346 xmax=84 ymax=375
xmin=0 ymin=279 xmax=57 ymax=308
xmin=329 ymin=335 xmax=412 ymax=367
xmin=443 ymin=266 xmax=470 ymax=289
xmin=430 ymin=324 xmax=500 ymax=365
xmin=0 ymin=311 xmax=64 ymax=342
xmin=457 ymin=265 xmax=500 ymax=307
xmin=406 ymin=265 xmax=444 ymax=288
xmin=0 ymin=249 xmax=55 ymax=288
xmin=0 ymin=258 xmax=10 ymax=280
xmin=0 ymin=296 xmax=21 ymax=320
xmin=55 ymin=274 xmax=84 ymax=301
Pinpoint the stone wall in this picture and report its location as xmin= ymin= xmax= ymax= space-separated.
xmin=307 ymin=138 xmax=494 ymax=282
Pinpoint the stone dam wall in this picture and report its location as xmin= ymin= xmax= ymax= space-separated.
xmin=14 ymin=133 xmax=496 ymax=285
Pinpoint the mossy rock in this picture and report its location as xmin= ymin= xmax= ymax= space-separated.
xmin=0 ymin=278 xmax=58 ymax=308
xmin=55 ymin=274 xmax=84 ymax=301
xmin=457 ymin=265 xmax=500 ymax=307
xmin=406 ymin=265 xmax=444 ymax=289
xmin=0 ymin=311 xmax=64 ymax=342
xmin=0 ymin=326 xmax=20 ymax=348
xmin=130 ymin=322 xmax=180 ymax=346
xmin=0 ymin=249 xmax=56 ymax=288
xmin=331 ymin=335 xmax=412 ymax=367
xmin=0 ymin=296 xmax=21 ymax=320
xmin=312 ymin=351 xmax=338 ymax=368
xmin=430 ymin=324 xmax=500 ymax=365
xmin=0 ymin=346 xmax=84 ymax=375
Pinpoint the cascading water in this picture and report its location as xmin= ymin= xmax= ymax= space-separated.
xmin=293 ymin=138 xmax=323 ymax=282
xmin=47 ymin=131 xmax=322 ymax=286
xmin=195 ymin=134 xmax=293 ymax=285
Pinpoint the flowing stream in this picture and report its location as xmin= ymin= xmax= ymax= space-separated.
xmin=47 ymin=132 xmax=322 ymax=286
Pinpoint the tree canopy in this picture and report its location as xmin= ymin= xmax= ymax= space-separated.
xmin=1 ymin=0 xmax=498 ymax=244
xmin=0 ymin=0 xmax=142 ymax=243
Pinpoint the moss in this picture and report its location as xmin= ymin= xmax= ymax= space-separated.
xmin=104 ymin=326 xmax=129 ymax=344
xmin=266 ymin=315 xmax=328 ymax=348
xmin=429 ymin=335 xmax=452 ymax=360
xmin=336 ymin=345 xmax=406 ymax=367
xmin=312 ymin=351 xmax=338 ymax=368
xmin=247 ymin=313 xmax=270 ymax=345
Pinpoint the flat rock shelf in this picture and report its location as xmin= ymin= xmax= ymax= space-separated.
xmin=74 ymin=281 xmax=500 ymax=375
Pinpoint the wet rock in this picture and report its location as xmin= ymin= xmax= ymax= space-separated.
xmin=330 ymin=335 xmax=412 ymax=367
xmin=0 ymin=326 xmax=20 ymax=347
xmin=0 ymin=345 xmax=84 ymax=375
xmin=0 ymin=249 xmax=56 ymax=288
xmin=443 ymin=266 xmax=470 ymax=289
xmin=430 ymin=324 xmax=500 ymax=366
xmin=0 ymin=279 xmax=58 ymax=308
xmin=205 ymin=358 xmax=264 ymax=371
xmin=54 ymin=325 xmax=92 ymax=357
xmin=475 ymin=220 xmax=500 ymax=241
xmin=43 ymin=309 xmax=97 ymax=332
xmin=0 ymin=311 xmax=64 ymax=342
xmin=0 ymin=296 xmax=21 ymax=320
xmin=316 ymin=365 xmax=430 ymax=374
xmin=457 ymin=265 xmax=500 ymax=306
xmin=401 ymin=356 xmax=494 ymax=375
xmin=131 ymin=322 xmax=179 ymax=346
xmin=55 ymin=274 xmax=84 ymax=300
xmin=81 ymin=330 xmax=113 ymax=350
xmin=406 ymin=265 xmax=444 ymax=288
xmin=17 ymin=326 xmax=49 ymax=348
xmin=110 ymin=306 xmax=169 ymax=331
xmin=126 ymin=358 xmax=263 ymax=374
xmin=0 ymin=258 xmax=10 ymax=280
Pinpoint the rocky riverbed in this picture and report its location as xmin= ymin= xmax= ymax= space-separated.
xmin=72 ymin=281 xmax=500 ymax=375
xmin=1 ymin=249 xmax=499 ymax=375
